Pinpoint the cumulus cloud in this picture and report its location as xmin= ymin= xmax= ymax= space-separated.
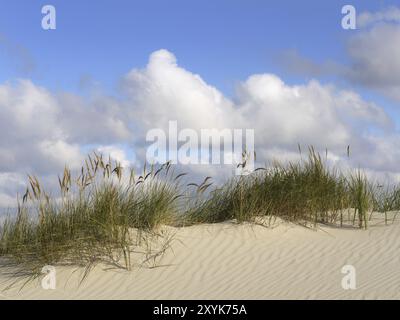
xmin=345 ymin=7 xmax=400 ymax=102
xmin=122 ymin=50 xmax=389 ymax=149
xmin=0 ymin=80 xmax=131 ymax=173
xmin=347 ymin=9 xmax=400 ymax=102
xmin=0 ymin=80 xmax=132 ymax=205
xmin=0 ymin=49 xmax=399 ymax=207
xmin=58 ymin=93 xmax=131 ymax=144
xmin=236 ymin=74 xmax=391 ymax=149
xmin=358 ymin=6 xmax=400 ymax=28
xmin=119 ymin=50 xmax=396 ymax=177
xmin=0 ymin=80 xmax=65 ymax=173
xmin=233 ymin=73 xmax=398 ymax=179
xmin=278 ymin=7 xmax=400 ymax=103
xmin=346 ymin=23 xmax=400 ymax=98
xmin=122 ymin=50 xmax=238 ymax=133
xmin=97 ymin=145 xmax=131 ymax=168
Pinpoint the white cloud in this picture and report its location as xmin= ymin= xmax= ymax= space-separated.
xmin=39 ymin=140 xmax=84 ymax=170
xmin=122 ymin=50 xmax=390 ymax=152
xmin=279 ymin=7 xmax=400 ymax=104
xmin=122 ymin=49 xmax=238 ymax=135
xmin=342 ymin=7 xmax=400 ymax=102
xmin=358 ymin=6 xmax=400 ymax=28
xmin=0 ymin=80 xmax=133 ymax=206
xmin=97 ymin=145 xmax=131 ymax=168
xmin=236 ymin=74 xmax=390 ymax=150
xmin=0 ymin=49 xmax=399 ymax=207
xmin=237 ymin=75 xmax=350 ymax=148
xmin=347 ymin=23 xmax=400 ymax=90
xmin=0 ymin=80 xmax=65 ymax=173
xmin=58 ymin=93 xmax=131 ymax=144
xmin=119 ymin=50 xmax=398 ymax=180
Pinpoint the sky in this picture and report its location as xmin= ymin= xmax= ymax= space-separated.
xmin=0 ymin=0 xmax=400 ymax=206
xmin=0 ymin=0 xmax=396 ymax=92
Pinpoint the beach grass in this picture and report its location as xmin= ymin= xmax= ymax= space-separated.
xmin=0 ymin=154 xmax=182 ymax=284
xmin=1 ymin=148 xmax=400 ymax=282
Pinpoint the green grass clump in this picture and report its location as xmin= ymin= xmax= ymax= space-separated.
xmin=371 ymin=184 xmax=400 ymax=225
xmin=0 ymin=154 xmax=182 ymax=282
xmin=348 ymin=170 xmax=371 ymax=229
xmin=184 ymin=147 xmax=352 ymax=227
xmin=174 ymin=147 xmax=399 ymax=229
xmin=0 ymin=147 xmax=399 ymax=283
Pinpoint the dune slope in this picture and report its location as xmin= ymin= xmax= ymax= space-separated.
xmin=1 ymin=216 xmax=400 ymax=300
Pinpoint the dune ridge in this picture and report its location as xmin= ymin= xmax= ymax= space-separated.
xmin=1 ymin=215 xmax=400 ymax=300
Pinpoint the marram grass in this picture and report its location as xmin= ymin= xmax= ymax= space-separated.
xmin=0 ymin=148 xmax=399 ymax=284
xmin=0 ymin=154 xmax=182 ymax=286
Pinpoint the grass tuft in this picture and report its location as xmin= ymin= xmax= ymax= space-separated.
xmin=1 ymin=147 xmax=399 ymax=284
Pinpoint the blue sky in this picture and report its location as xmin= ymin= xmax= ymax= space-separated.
xmin=0 ymin=1 xmax=400 ymax=206
xmin=0 ymin=0 xmax=396 ymax=95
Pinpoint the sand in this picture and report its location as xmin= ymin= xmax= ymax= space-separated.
xmin=1 ymin=214 xmax=400 ymax=300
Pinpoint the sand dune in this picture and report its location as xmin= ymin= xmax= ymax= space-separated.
xmin=1 ymin=214 xmax=400 ymax=300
